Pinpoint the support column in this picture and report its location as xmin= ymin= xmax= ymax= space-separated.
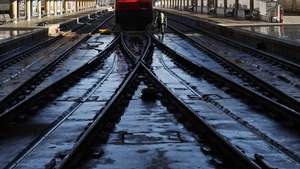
xmin=12 ymin=0 xmax=18 ymax=20
xmin=249 ymin=0 xmax=253 ymax=11
xmin=80 ymin=0 xmax=83 ymax=10
xmin=49 ymin=0 xmax=52 ymax=15
xmin=181 ymin=0 xmax=183 ymax=10
xmin=54 ymin=0 xmax=58 ymax=15
xmin=78 ymin=0 xmax=80 ymax=10
xmin=292 ymin=0 xmax=296 ymax=11
xmin=200 ymin=0 xmax=203 ymax=13
xmin=63 ymin=0 xmax=67 ymax=13
xmin=187 ymin=0 xmax=189 ymax=10
xmin=224 ymin=0 xmax=227 ymax=15
xmin=59 ymin=0 xmax=63 ymax=14
xmin=73 ymin=0 xmax=76 ymax=12
xmin=76 ymin=0 xmax=79 ymax=11
xmin=214 ymin=0 xmax=217 ymax=10
xmin=235 ymin=0 xmax=238 ymax=16
xmin=26 ymin=0 xmax=31 ymax=20
xmin=37 ymin=0 xmax=42 ymax=18
xmin=45 ymin=0 xmax=49 ymax=15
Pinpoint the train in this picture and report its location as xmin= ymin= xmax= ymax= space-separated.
xmin=115 ymin=0 xmax=153 ymax=29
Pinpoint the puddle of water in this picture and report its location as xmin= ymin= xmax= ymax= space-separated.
xmin=240 ymin=25 xmax=300 ymax=43
xmin=0 ymin=30 xmax=32 ymax=40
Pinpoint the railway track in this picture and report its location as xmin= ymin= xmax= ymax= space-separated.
xmin=0 ymin=34 xmax=133 ymax=169
xmin=46 ymin=33 xmax=299 ymax=169
xmin=166 ymin=21 xmax=300 ymax=113
xmin=0 ymin=18 xmax=299 ymax=169
xmin=0 ymin=11 xmax=103 ymax=69
xmin=0 ymin=13 xmax=94 ymax=73
xmin=166 ymin=16 xmax=300 ymax=73
xmin=0 ymin=12 xmax=114 ymax=119
xmin=150 ymin=39 xmax=300 ymax=168
xmin=152 ymin=29 xmax=300 ymax=128
xmin=0 ymin=14 xmax=120 ymax=168
xmin=56 ymin=34 xmax=244 ymax=169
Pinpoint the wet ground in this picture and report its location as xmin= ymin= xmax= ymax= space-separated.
xmin=0 ymin=32 xmax=87 ymax=103
xmin=0 ymin=33 xmax=117 ymax=169
xmin=160 ymin=30 xmax=300 ymax=110
xmin=80 ymin=83 xmax=216 ymax=169
xmin=150 ymin=47 xmax=300 ymax=168
xmin=0 ymin=29 xmax=33 ymax=41
xmin=240 ymin=25 xmax=300 ymax=43
xmin=0 ymin=48 xmax=130 ymax=169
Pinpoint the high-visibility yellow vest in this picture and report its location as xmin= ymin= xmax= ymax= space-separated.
xmin=160 ymin=13 xmax=166 ymax=24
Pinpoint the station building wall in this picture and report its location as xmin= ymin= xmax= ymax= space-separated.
xmin=279 ymin=0 xmax=300 ymax=13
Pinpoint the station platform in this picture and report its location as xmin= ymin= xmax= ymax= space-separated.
xmin=0 ymin=8 xmax=106 ymax=29
xmin=0 ymin=8 xmax=106 ymax=41
xmin=0 ymin=8 xmax=106 ymax=55
xmin=158 ymin=8 xmax=300 ymax=62
xmin=158 ymin=8 xmax=300 ymax=26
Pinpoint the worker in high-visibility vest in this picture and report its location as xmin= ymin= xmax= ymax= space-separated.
xmin=155 ymin=12 xmax=167 ymax=35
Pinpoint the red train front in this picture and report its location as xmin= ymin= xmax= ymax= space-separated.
xmin=115 ymin=0 xmax=153 ymax=29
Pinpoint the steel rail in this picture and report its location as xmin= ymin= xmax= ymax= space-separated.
xmin=56 ymin=33 xmax=260 ymax=169
xmin=152 ymin=36 xmax=300 ymax=128
xmin=56 ymin=34 xmax=152 ymax=169
xmin=0 ymin=12 xmax=102 ymax=70
xmin=120 ymin=32 xmax=152 ymax=63
xmin=167 ymin=24 xmax=300 ymax=114
xmin=157 ymin=50 xmax=300 ymax=163
xmin=167 ymin=18 xmax=300 ymax=75
xmin=0 ymin=15 xmax=114 ymax=116
xmin=6 ymin=42 xmax=119 ymax=169
xmin=0 ymin=36 xmax=61 ymax=70
xmin=140 ymin=63 xmax=261 ymax=169
xmin=123 ymin=34 xmax=260 ymax=169
xmin=0 ymin=25 xmax=118 ymax=123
